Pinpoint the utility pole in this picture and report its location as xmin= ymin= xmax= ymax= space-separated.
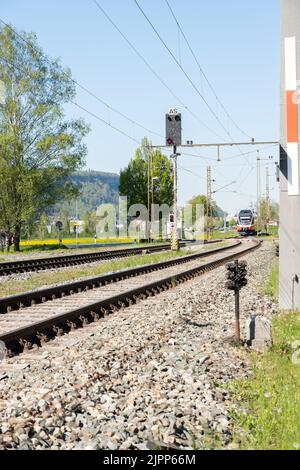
xmin=280 ymin=0 xmax=300 ymax=310
xmin=206 ymin=166 xmax=212 ymax=241
xmin=256 ymin=152 xmax=261 ymax=234
xmin=266 ymin=167 xmax=270 ymax=233
xmin=257 ymin=154 xmax=273 ymax=234
xmin=147 ymin=148 xmax=151 ymax=243
xmin=171 ymin=145 xmax=179 ymax=251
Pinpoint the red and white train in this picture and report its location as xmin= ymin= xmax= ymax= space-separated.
xmin=236 ymin=210 xmax=257 ymax=236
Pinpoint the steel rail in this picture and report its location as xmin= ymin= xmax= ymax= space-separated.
xmin=0 ymin=240 xmax=240 ymax=314
xmin=0 ymin=242 xmax=188 ymax=276
xmin=0 ymin=239 xmax=228 ymax=277
xmin=0 ymin=239 xmax=261 ymax=355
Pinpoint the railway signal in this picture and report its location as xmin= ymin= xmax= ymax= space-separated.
xmin=166 ymin=109 xmax=182 ymax=251
xmin=166 ymin=109 xmax=182 ymax=147
xmin=226 ymin=260 xmax=248 ymax=343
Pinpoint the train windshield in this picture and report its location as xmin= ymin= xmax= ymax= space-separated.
xmin=239 ymin=210 xmax=253 ymax=222
xmin=239 ymin=211 xmax=253 ymax=218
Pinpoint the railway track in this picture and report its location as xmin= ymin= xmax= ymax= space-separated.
xmin=0 ymin=242 xmax=186 ymax=276
xmin=0 ymin=239 xmax=227 ymax=277
xmin=0 ymin=239 xmax=261 ymax=355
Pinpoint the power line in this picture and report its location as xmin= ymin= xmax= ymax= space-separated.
xmin=91 ymin=0 xmax=226 ymax=141
xmin=134 ymin=0 xmax=236 ymax=142
xmin=235 ymin=166 xmax=255 ymax=191
xmin=164 ymin=0 xmax=252 ymax=140
xmin=225 ymin=144 xmax=278 ymax=160
xmin=0 ymin=17 xmax=163 ymax=140
xmin=134 ymin=0 xmax=255 ymax=169
xmin=178 ymin=163 xmax=206 ymax=180
xmin=70 ymin=100 xmax=140 ymax=144
xmin=0 ymin=53 xmax=141 ymax=146
xmin=178 ymin=163 xmax=234 ymax=191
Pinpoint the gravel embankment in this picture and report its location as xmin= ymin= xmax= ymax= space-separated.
xmin=0 ymin=242 xmax=277 ymax=450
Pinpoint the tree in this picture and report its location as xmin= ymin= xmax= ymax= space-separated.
xmin=83 ymin=210 xmax=98 ymax=235
xmin=119 ymin=138 xmax=173 ymax=209
xmin=60 ymin=205 xmax=70 ymax=236
xmin=37 ymin=212 xmax=48 ymax=240
xmin=0 ymin=25 xmax=89 ymax=250
xmin=188 ymin=194 xmax=222 ymax=219
xmin=259 ymin=200 xmax=279 ymax=233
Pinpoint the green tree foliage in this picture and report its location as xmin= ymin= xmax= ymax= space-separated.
xmin=259 ymin=200 xmax=279 ymax=233
xmin=83 ymin=210 xmax=98 ymax=236
xmin=0 ymin=25 xmax=89 ymax=250
xmin=229 ymin=218 xmax=237 ymax=227
xmin=187 ymin=194 xmax=225 ymax=232
xmin=119 ymin=138 xmax=173 ymax=209
xmin=48 ymin=171 xmax=119 ymax=220
xmin=37 ymin=212 xmax=48 ymax=239
xmin=60 ymin=205 xmax=70 ymax=236
xmin=188 ymin=194 xmax=223 ymax=218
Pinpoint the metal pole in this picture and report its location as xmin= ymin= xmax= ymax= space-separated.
xmin=234 ymin=260 xmax=240 ymax=343
xmin=147 ymin=149 xmax=150 ymax=243
xmin=206 ymin=167 xmax=209 ymax=242
xmin=257 ymin=154 xmax=261 ymax=234
xmin=206 ymin=166 xmax=212 ymax=242
xmin=172 ymin=145 xmax=179 ymax=251
xmin=266 ymin=167 xmax=270 ymax=234
xmin=150 ymin=140 xmax=279 ymax=150
xmin=75 ymin=200 xmax=78 ymax=247
xmin=235 ymin=288 xmax=240 ymax=343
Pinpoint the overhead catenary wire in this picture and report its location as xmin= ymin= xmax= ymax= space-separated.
xmin=2 ymin=35 xmax=275 ymax=192
xmin=0 ymin=53 xmax=141 ymax=146
xmin=70 ymin=100 xmax=140 ymax=144
xmin=164 ymin=0 xmax=252 ymax=140
xmin=0 ymin=13 xmax=274 ymax=199
xmin=91 ymin=0 xmax=226 ymax=141
xmin=177 ymin=163 xmax=235 ymax=191
xmin=177 ymin=163 xmax=206 ymax=181
xmin=134 ymin=0 xmax=238 ymax=143
xmin=134 ymin=0 xmax=255 ymax=168
xmin=0 ymin=17 xmax=163 ymax=140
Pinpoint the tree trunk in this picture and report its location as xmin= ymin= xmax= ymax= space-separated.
xmin=13 ymin=224 xmax=21 ymax=252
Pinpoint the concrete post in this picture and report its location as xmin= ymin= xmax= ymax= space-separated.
xmin=280 ymin=0 xmax=300 ymax=309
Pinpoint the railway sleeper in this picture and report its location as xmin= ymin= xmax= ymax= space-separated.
xmin=36 ymin=332 xmax=50 ymax=345
xmin=79 ymin=315 xmax=89 ymax=327
xmin=19 ymin=338 xmax=33 ymax=351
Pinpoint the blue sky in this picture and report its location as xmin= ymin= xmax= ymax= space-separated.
xmin=2 ymin=0 xmax=280 ymax=214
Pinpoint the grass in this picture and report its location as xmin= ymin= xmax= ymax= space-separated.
xmin=193 ymin=230 xmax=237 ymax=242
xmin=0 ymin=249 xmax=190 ymax=297
xmin=229 ymin=261 xmax=300 ymax=450
xmin=264 ymin=264 xmax=279 ymax=300
xmin=230 ymin=313 xmax=300 ymax=450
xmin=211 ymin=230 xmax=237 ymax=239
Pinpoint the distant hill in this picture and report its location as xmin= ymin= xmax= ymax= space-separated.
xmin=49 ymin=170 xmax=120 ymax=217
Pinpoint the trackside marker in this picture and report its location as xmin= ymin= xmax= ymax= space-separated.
xmin=285 ymin=37 xmax=299 ymax=196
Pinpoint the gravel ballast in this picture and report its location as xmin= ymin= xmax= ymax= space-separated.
xmin=0 ymin=242 xmax=277 ymax=450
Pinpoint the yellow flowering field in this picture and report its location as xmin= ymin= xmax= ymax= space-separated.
xmin=20 ymin=237 xmax=134 ymax=247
